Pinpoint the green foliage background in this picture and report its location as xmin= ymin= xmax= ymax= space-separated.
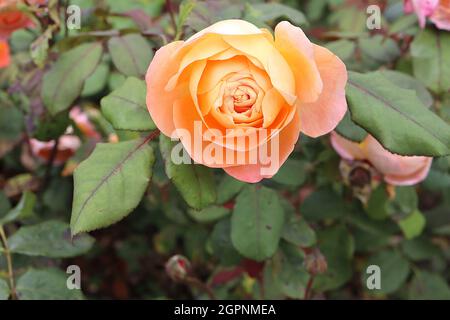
xmin=1 ymin=0 xmax=450 ymax=300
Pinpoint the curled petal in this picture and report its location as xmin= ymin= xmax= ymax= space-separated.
xmin=365 ymin=135 xmax=432 ymax=178
xmin=299 ymin=45 xmax=347 ymax=138
xmin=330 ymin=132 xmax=366 ymax=161
xmin=146 ymin=41 xmax=185 ymax=137
xmin=274 ymin=21 xmax=323 ymax=103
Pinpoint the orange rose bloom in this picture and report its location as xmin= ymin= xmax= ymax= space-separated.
xmin=146 ymin=20 xmax=347 ymax=183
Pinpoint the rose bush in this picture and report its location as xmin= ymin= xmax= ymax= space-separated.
xmin=146 ymin=19 xmax=347 ymax=183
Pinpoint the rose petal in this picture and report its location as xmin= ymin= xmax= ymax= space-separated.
xmin=384 ymin=158 xmax=432 ymax=186
xmin=222 ymin=34 xmax=296 ymax=105
xmin=146 ymin=41 xmax=185 ymax=137
xmin=274 ymin=21 xmax=323 ymax=103
xmin=330 ymin=132 xmax=366 ymax=160
xmin=299 ymin=45 xmax=347 ymax=138
xmin=224 ymin=111 xmax=301 ymax=183
xmin=365 ymin=135 xmax=431 ymax=177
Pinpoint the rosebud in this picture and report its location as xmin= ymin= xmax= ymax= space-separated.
xmin=303 ymin=248 xmax=327 ymax=275
xmin=165 ymin=255 xmax=191 ymax=281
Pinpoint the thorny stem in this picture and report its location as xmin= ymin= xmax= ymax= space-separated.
xmin=0 ymin=225 xmax=16 ymax=300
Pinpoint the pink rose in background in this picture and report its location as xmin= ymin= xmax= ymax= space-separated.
xmin=331 ymin=132 xmax=432 ymax=186
xmin=404 ymin=0 xmax=450 ymax=30
xmin=30 ymin=107 xmax=101 ymax=165
xmin=69 ymin=106 xmax=101 ymax=140
xmin=29 ymin=136 xmax=81 ymax=165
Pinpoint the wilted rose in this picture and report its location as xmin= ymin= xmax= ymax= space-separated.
xmin=331 ymin=132 xmax=432 ymax=186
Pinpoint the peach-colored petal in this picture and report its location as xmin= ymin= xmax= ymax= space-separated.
xmin=274 ymin=21 xmax=323 ymax=103
xmin=222 ymin=34 xmax=296 ymax=105
xmin=299 ymin=45 xmax=347 ymax=138
xmin=69 ymin=107 xmax=101 ymax=140
xmin=185 ymin=19 xmax=263 ymax=44
xmin=166 ymin=35 xmax=229 ymax=91
xmin=330 ymin=132 xmax=366 ymax=160
xmin=262 ymin=88 xmax=285 ymax=128
xmin=198 ymin=56 xmax=248 ymax=94
xmin=365 ymin=135 xmax=431 ymax=177
xmin=0 ymin=39 xmax=10 ymax=68
xmin=224 ymin=111 xmax=301 ymax=183
xmin=172 ymin=95 xmax=234 ymax=168
xmin=384 ymin=158 xmax=432 ymax=186
xmin=146 ymin=41 xmax=186 ymax=137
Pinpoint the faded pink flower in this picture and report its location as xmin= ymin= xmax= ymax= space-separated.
xmin=331 ymin=132 xmax=432 ymax=186
xmin=29 ymin=135 xmax=81 ymax=165
xmin=404 ymin=0 xmax=450 ymax=30
xmin=69 ymin=106 xmax=101 ymax=140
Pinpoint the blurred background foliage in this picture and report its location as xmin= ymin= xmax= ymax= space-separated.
xmin=1 ymin=0 xmax=450 ymax=300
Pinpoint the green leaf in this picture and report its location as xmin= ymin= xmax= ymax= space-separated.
xmin=363 ymin=249 xmax=410 ymax=295
xmin=398 ymin=210 xmax=426 ymax=240
xmin=0 ymin=103 xmax=24 ymax=140
xmin=325 ymin=39 xmax=356 ymax=61
xmin=358 ymin=35 xmax=400 ymax=65
xmin=378 ymin=70 xmax=433 ymax=108
xmin=278 ymin=243 xmax=310 ymax=299
xmin=282 ymin=215 xmax=316 ymax=247
xmin=30 ymin=27 xmax=51 ymax=68
xmin=8 ymin=220 xmax=94 ymax=258
xmin=0 ymin=279 xmax=9 ymax=300
xmin=314 ymin=225 xmax=354 ymax=291
xmin=335 ymin=110 xmax=368 ymax=143
xmin=247 ymin=3 xmax=307 ymax=25
xmin=16 ymin=269 xmax=84 ymax=300
xmin=366 ymin=185 xmax=389 ymax=220
xmin=216 ymin=175 xmax=245 ymax=204
xmin=101 ymin=77 xmax=155 ymax=131
xmin=176 ymin=0 xmax=197 ymax=40
xmin=392 ymin=186 xmax=418 ymax=214
xmin=301 ymin=188 xmax=349 ymax=221
xmin=71 ymin=137 xmax=155 ymax=234
xmin=408 ymin=271 xmax=450 ymax=299
xmin=210 ymin=218 xmax=242 ymax=266
xmin=346 ymin=71 xmax=450 ymax=156
xmin=401 ymin=237 xmax=441 ymax=261
xmin=159 ymin=135 xmax=216 ymax=209
xmin=42 ymin=42 xmax=103 ymax=115
xmin=231 ymin=185 xmax=285 ymax=261
xmin=188 ymin=205 xmax=230 ymax=224
xmin=411 ymin=29 xmax=450 ymax=94
xmin=108 ymin=34 xmax=153 ymax=77
xmin=0 ymin=191 xmax=36 ymax=226
xmin=272 ymin=159 xmax=307 ymax=187
xmin=81 ymin=62 xmax=109 ymax=97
